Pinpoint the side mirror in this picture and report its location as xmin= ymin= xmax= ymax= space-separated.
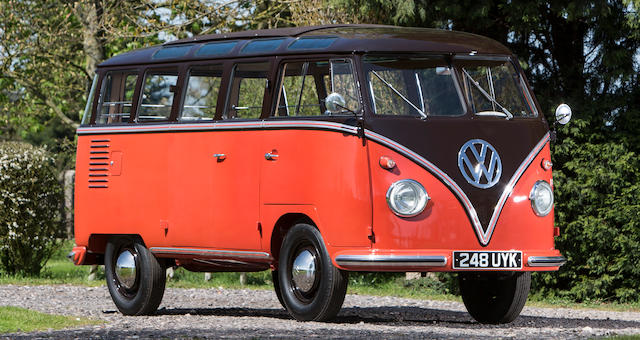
xmin=555 ymin=104 xmax=572 ymax=125
xmin=325 ymin=92 xmax=346 ymax=114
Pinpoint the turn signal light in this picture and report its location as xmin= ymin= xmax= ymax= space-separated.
xmin=379 ymin=156 xmax=396 ymax=170
xmin=541 ymin=158 xmax=553 ymax=171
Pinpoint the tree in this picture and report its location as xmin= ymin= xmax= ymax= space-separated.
xmin=0 ymin=0 xmax=247 ymax=148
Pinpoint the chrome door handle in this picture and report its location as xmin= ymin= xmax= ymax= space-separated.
xmin=213 ymin=153 xmax=226 ymax=161
xmin=265 ymin=152 xmax=279 ymax=160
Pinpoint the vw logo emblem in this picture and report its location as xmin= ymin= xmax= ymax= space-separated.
xmin=458 ymin=139 xmax=502 ymax=189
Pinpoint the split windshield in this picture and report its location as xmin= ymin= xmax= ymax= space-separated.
xmin=363 ymin=56 xmax=464 ymax=117
xmin=363 ymin=55 xmax=537 ymax=118
xmin=457 ymin=57 xmax=537 ymax=118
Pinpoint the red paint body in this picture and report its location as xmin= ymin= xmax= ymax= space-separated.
xmin=74 ymin=122 xmax=561 ymax=272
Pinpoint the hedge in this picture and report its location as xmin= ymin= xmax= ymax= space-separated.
xmin=0 ymin=142 xmax=62 ymax=276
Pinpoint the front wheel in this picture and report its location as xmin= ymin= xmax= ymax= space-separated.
xmin=105 ymin=236 xmax=166 ymax=315
xmin=277 ymin=223 xmax=348 ymax=321
xmin=459 ymin=271 xmax=531 ymax=324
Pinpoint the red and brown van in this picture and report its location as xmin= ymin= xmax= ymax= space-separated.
xmin=71 ymin=24 xmax=570 ymax=324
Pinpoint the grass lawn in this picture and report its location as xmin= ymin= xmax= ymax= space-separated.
xmin=1 ymin=240 xmax=639 ymax=313
xmin=0 ymin=306 xmax=99 ymax=333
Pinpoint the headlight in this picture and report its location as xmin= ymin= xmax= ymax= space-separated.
xmin=386 ymin=179 xmax=429 ymax=217
xmin=529 ymin=180 xmax=553 ymax=216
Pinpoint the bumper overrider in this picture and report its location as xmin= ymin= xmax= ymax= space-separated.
xmin=334 ymin=251 xmax=566 ymax=271
xmin=67 ymin=246 xmax=100 ymax=265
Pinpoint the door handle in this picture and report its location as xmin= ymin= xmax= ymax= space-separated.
xmin=264 ymin=152 xmax=279 ymax=161
xmin=213 ymin=153 xmax=226 ymax=161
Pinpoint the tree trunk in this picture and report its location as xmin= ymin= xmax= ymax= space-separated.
xmin=73 ymin=0 xmax=104 ymax=78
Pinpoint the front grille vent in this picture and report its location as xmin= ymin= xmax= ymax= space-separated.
xmin=88 ymin=139 xmax=110 ymax=188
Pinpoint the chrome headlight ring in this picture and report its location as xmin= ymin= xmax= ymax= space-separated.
xmin=529 ymin=180 xmax=554 ymax=217
xmin=386 ymin=179 xmax=429 ymax=217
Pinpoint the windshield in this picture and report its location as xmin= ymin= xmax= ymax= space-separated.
xmin=363 ymin=56 xmax=465 ymax=117
xmin=457 ymin=57 xmax=537 ymax=118
xmin=363 ymin=55 xmax=538 ymax=119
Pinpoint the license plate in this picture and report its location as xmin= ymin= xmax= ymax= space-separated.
xmin=453 ymin=251 xmax=522 ymax=269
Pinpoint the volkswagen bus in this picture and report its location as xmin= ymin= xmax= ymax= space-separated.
xmin=71 ymin=24 xmax=570 ymax=324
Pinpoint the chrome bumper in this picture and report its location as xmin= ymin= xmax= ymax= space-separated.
xmin=335 ymin=255 xmax=447 ymax=269
xmin=527 ymin=256 xmax=567 ymax=267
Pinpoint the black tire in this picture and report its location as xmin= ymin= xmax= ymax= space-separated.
xmin=105 ymin=236 xmax=166 ymax=316
xmin=277 ymin=223 xmax=348 ymax=321
xmin=459 ymin=271 xmax=531 ymax=324
xmin=271 ymin=269 xmax=286 ymax=309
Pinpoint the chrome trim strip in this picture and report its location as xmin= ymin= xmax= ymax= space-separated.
xmin=150 ymin=247 xmax=271 ymax=260
xmin=77 ymin=120 xmax=359 ymax=135
xmin=335 ymin=255 xmax=447 ymax=267
xmin=527 ymin=256 xmax=566 ymax=267
xmin=263 ymin=121 xmax=358 ymax=134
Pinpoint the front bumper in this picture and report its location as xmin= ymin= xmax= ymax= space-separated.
xmin=333 ymin=250 xmax=565 ymax=272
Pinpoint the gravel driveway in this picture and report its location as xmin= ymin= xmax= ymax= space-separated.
xmin=0 ymin=284 xmax=639 ymax=339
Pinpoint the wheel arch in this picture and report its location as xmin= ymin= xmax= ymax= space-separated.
xmin=88 ymin=233 xmax=146 ymax=255
xmin=270 ymin=213 xmax=317 ymax=269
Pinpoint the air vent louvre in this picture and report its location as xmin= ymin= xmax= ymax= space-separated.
xmin=88 ymin=139 xmax=110 ymax=188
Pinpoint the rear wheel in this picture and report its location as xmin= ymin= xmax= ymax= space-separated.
xmin=105 ymin=236 xmax=166 ymax=315
xmin=277 ymin=223 xmax=348 ymax=321
xmin=459 ymin=271 xmax=531 ymax=324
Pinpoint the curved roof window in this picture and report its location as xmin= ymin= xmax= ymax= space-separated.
xmin=288 ymin=37 xmax=337 ymax=50
xmin=153 ymin=45 xmax=193 ymax=60
xmin=195 ymin=41 xmax=238 ymax=57
xmin=240 ymin=38 xmax=286 ymax=54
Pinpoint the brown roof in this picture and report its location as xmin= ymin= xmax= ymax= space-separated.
xmin=99 ymin=24 xmax=511 ymax=67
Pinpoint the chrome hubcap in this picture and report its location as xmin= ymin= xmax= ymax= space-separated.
xmin=291 ymin=249 xmax=317 ymax=293
xmin=115 ymin=250 xmax=137 ymax=289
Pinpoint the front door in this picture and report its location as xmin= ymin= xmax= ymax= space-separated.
xmin=260 ymin=58 xmax=372 ymax=247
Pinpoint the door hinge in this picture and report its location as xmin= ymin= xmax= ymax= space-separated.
xmin=367 ymin=225 xmax=375 ymax=243
xmin=160 ymin=220 xmax=169 ymax=237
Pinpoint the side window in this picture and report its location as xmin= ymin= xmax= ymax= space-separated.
xmin=138 ymin=70 xmax=178 ymax=122
xmin=180 ymin=65 xmax=223 ymax=121
xmin=96 ymin=71 xmax=138 ymax=124
xmin=274 ymin=59 xmax=360 ymax=117
xmin=224 ymin=62 xmax=269 ymax=119
xmin=326 ymin=59 xmax=361 ymax=113
xmin=275 ymin=61 xmax=326 ymax=116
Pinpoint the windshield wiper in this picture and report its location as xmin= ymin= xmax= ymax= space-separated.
xmin=371 ymin=70 xmax=427 ymax=118
xmin=462 ymin=68 xmax=513 ymax=120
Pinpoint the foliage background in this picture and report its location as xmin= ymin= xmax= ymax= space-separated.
xmin=0 ymin=142 xmax=62 ymax=275
xmin=0 ymin=0 xmax=638 ymax=302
